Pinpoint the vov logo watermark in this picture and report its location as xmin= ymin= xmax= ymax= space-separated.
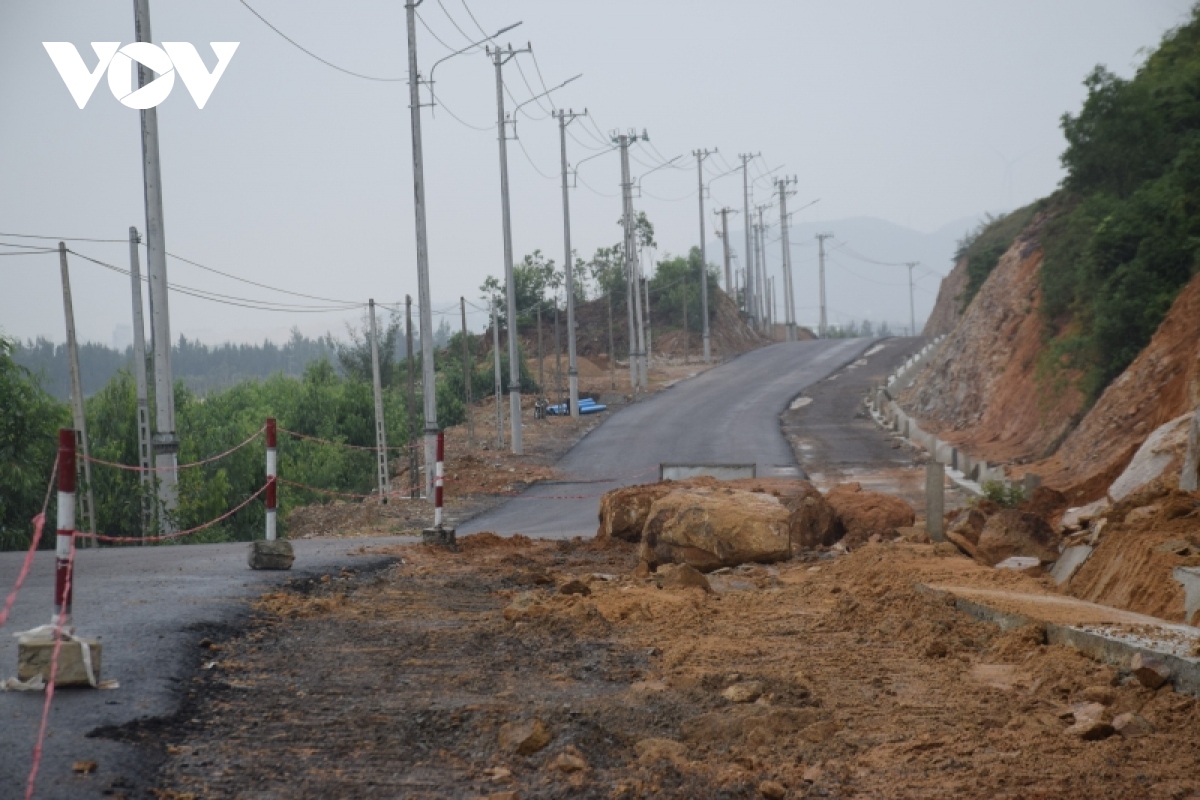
xmin=43 ymin=42 xmax=239 ymax=109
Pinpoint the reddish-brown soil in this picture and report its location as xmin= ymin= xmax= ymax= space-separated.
xmin=148 ymin=536 xmax=1200 ymax=798
xmin=1027 ymin=275 xmax=1200 ymax=503
xmin=922 ymin=255 xmax=968 ymax=338
xmin=1066 ymin=488 xmax=1200 ymax=622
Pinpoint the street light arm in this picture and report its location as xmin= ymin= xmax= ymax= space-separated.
xmin=513 ymin=73 xmax=582 ymax=118
xmin=429 ymin=21 xmax=522 ymax=84
xmin=635 ymin=155 xmax=682 ymax=188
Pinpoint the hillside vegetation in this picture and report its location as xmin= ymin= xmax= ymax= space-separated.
xmin=1038 ymin=10 xmax=1200 ymax=400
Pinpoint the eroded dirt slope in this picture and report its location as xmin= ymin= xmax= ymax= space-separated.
xmin=898 ymin=212 xmax=1087 ymax=465
xmin=921 ymin=255 xmax=968 ymax=338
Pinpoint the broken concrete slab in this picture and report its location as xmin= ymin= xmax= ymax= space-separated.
xmin=1175 ymin=566 xmax=1200 ymax=625
xmin=248 ymin=540 xmax=294 ymax=570
xmin=1050 ymin=545 xmax=1094 ymax=585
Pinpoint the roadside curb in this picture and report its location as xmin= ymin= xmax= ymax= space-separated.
xmin=917 ymin=583 xmax=1200 ymax=697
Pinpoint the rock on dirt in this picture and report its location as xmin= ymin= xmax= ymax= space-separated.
xmin=781 ymin=482 xmax=843 ymax=551
xmin=758 ymin=779 xmax=787 ymax=799
xmin=639 ymin=487 xmax=791 ymax=571
xmin=558 ymin=579 xmax=591 ymax=596
xmin=1109 ymin=412 xmax=1195 ymax=502
xmin=825 ymin=482 xmax=916 ymax=545
xmin=498 ymin=718 xmax=552 ymax=755
xmin=722 ymin=680 xmax=764 ymax=703
xmin=633 ymin=738 xmax=688 ymax=766
xmin=1113 ymin=712 xmax=1155 ymax=738
xmin=597 ymin=482 xmax=683 ymax=542
xmin=945 ymin=508 xmax=986 ymax=559
xmin=974 ymin=509 xmax=1061 ymax=567
xmin=1131 ymin=652 xmax=1172 ymax=689
xmin=1063 ymin=702 xmax=1114 ymax=740
xmin=656 ymin=563 xmax=712 ymax=592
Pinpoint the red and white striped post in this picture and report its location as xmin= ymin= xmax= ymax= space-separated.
xmin=265 ymin=418 xmax=277 ymax=541
xmin=421 ymin=430 xmax=455 ymax=547
xmin=434 ymin=430 xmax=445 ymax=527
xmin=54 ymin=428 xmax=76 ymax=626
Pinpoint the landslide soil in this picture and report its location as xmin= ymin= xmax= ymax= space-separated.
xmin=147 ymin=536 xmax=1200 ymax=798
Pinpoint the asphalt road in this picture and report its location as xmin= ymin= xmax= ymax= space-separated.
xmin=460 ymin=337 xmax=878 ymax=539
xmin=0 ymin=336 xmax=875 ymax=798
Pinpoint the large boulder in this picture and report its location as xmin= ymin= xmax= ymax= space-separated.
xmin=1108 ymin=412 xmax=1193 ymax=502
xmin=597 ymin=479 xmax=715 ymax=542
xmin=825 ymin=483 xmax=915 ymax=544
xmin=639 ymin=487 xmax=791 ymax=571
xmin=782 ymin=483 xmax=843 ymax=551
xmin=975 ymin=509 xmax=1061 ymax=566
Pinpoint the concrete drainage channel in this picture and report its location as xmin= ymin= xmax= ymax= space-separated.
xmin=862 ymin=336 xmax=1200 ymax=696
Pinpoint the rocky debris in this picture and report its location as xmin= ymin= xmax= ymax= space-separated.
xmin=633 ymin=738 xmax=688 ymax=766
xmin=974 ymin=510 xmax=1061 ymax=567
xmin=1019 ymin=486 xmax=1070 ymax=526
xmin=597 ymin=482 xmax=682 ymax=542
xmin=781 ymin=482 xmax=843 ymax=551
xmin=722 ymin=680 xmax=764 ymax=703
xmin=558 ymin=579 xmax=591 ymax=596
xmin=758 ymin=779 xmax=787 ymax=799
xmin=1076 ymin=685 xmax=1115 ymax=706
xmin=498 ymin=718 xmax=552 ymax=756
xmin=1062 ymin=702 xmax=1114 ymax=740
xmin=1130 ymin=652 xmax=1172 ymax=689
xmin=1113 ymin=712 xmax=1155 ymax=738
xmin=512 ymin=567 xmax=554 ymax=586
xmin=502 ymin=592 xmax=549 ymax=622
xmin=549 ymin=746 xmax=587 ymax=773
xmin=945 ymin=508 xmax=986 ymax=559
xmin=825 ymin=482 xmax=915 ymax=545
xmin=639 ymin=487 xmax=791 ymax=571
xmin=655 ymin=563 xmax=712 ymax=592
xmin=1109 ymin=413 xmax=1195 ymax=502
xmin=1059 ymin=498 xmax=1111 ymax=533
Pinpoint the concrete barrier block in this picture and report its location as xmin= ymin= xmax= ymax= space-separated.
xmin=249 ymin=540 xmax=295 ymax=570
xmin=18 ymin=637 xmax=102 ymax=686
xmin=1050 ymin=545 xmax=1095 ymax=585
xmin=1175 ymin=567 xmax=1200 ymax=625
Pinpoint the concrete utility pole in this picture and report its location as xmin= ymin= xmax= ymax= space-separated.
xmin=776 ymin=177 xmax=798 ymax=341
xmin=555 ymin=108 xmax=586 ymax=418
xmin=553 ymin=299 xmax=562 ymax=405
xmin=127 ymin=227 xmax=153 ymax=535
xmin=460 ymin=297 xmax=474 ymax=445
xmin=739 ymin=153 xmax=760 ymax=328
xmin=816 ymin=233 xmax=833 ymax=338
xmin=404 ymin=1 xmax=439 ymax=501
xmin=536 ymin=303 xmax=544 ymax=392
xmin=617 ymin=131 xmax=650 ymax=391
xmin=606 ymin=290 xmax=616 ymax=390
xmin=716 ymin=207 xmax=737 ymax=296
xmin=492 ymin=300 xmax=504 ymax=449
xmin=405 ymin=295 xmax=419 ymax=499
xmin=57 ymin=244 xmax=96 ymax=546
xmin=368 ymin=300 xmax=391 ymax=501
xmin=755 ymin=205 xmax=771 ymax=330
xmin=906 ymin=262 xmax=919 ymax=337
xmin=489 ymin=43 xmax=532 ymax=454
xmin=642 ymin=250 xmax=652 ymax=364
xmin=694 ymin=148 xmax=716 ymax=363
xmin=133 ymin=0 xmax=178 ymax=528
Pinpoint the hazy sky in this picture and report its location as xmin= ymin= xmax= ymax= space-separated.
xmin=0 ymin=0 xmax=1189 ymax=345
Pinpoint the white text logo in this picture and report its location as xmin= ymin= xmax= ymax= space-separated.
xmin=43 ymin=42 xmax=239 ymax=109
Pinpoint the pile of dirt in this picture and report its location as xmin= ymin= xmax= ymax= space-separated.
xmin=150 ymin=536 xmax=1200 ymax=798
xmin=1064 ymin=487 xmax=1200 ymax=622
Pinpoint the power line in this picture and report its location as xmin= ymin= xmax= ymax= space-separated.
xmin=0 ymin=232 xmax=127 ymax=244
xmin=515 ymin=133 xmax=557 ymax=180
xmin=237 ymin=0 xmax=404 ymax=82
xmin=162 ymin=250 xmax=363 ymax=305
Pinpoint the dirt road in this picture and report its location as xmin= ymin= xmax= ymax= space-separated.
xmin=147 ymin=536 xmax=1200 ymax=799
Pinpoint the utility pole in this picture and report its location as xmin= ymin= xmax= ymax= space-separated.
xmin=642 ymin=251 xmax=652 ymax=365
xmin=716 ymin=207 xmax=737 ymax=297
xmin=489 ymin=43 xmax=531 ymax=453
xmin=368 ymin=299 xmax=391 ymax=501
xmin=906 ymin=262 xmax=919 ymax=337
xmin=555 ymin=108 xmax=586 ymax=418
xmin=404 ymin=0 xmax=439 ymax=501
xmin=776 ymin=177 xmax=798 ymax=341
xmin=607 ymin=290 xmax=616 ymax=390
xmin=816 ymin=233 xmax=833 ymax=338
xmin=694 ymin=148 xmax=716 ymax=363
xmin=405 ymin=295 xmax=419 ymax=499
xmin=754 ymin=206 xmax=770 ymax=331
xmin=460 ymin=297 xmax=474 ymax=445
xmin=127 ymin=227 xmax=153 ymax=536
xmin=536 ymin=302 xmax=544 ymax=392
xmin=492 ymin=299 xmax=504 ymax=448
xmin=553 ymin=298 xmax=562 ymax=406
xmin=617 ymin=131 xmax=650 ymax=391
xmin=739 ymin=153 xmax=760 ymax=328
xmin=682 ymin=266 xmax=689 ymax=364
xmin=57 ymin=244 xmax=96 ymax=546
xmin=133 ymin=0 xmax=178 ymax=529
